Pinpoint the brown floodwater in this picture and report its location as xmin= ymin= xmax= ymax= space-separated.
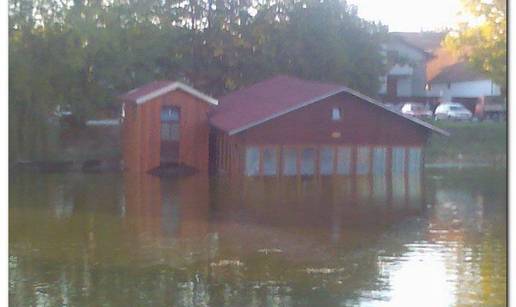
xmin=9 ymin=168 xmax=506 ymax=306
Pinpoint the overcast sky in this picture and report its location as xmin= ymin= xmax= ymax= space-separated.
xmin=347 ymin=0 xmax=464 ymax=32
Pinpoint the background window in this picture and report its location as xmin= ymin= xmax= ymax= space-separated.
xmin=282 ymin=147 xmax=297 ymax=176
xmin=300 ymin=148 xmax=316 ymax=175
xmin=332 ymin=107 xmax=342 ymax=121
xmin=160 ymin=106 xmax=180 ymax=141
xmin=319 ymin=147 xmax=334 ymax=175
xmin=408 ymin=147 xmax=422 ymax=173
xmin=372 ymin=147 xmax=386 ymax=175
xmin=245 ymin=147 xmax=260 ymax=176
xmin=392 ymin=147 xmax=405 ymax=175
xmin=337 ymin=147 xmax=351 ymax=175
xmin=356 ymin=147 xmax=370 ymax=175
xmin=262 ymin=147 xmax=278 ymax=176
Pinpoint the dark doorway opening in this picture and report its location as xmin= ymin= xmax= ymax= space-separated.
xmin=387 ymin=75 xmax=398 ymax=97
xmin=160 ymin=106 xmax=180 ymax=164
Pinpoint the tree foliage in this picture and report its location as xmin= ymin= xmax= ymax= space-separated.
xmin=444 ymin=0 xmax=506 ymax=93
xmin=9 ymin=0 xmax=387 ymax=160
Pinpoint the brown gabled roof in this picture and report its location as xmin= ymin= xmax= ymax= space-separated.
xmin=119 ymin=80 xmax=218 ymax=105
xmin=209 ymin=75 xmax=449 ymax=136
xmin=430 ymin=62 xmax=487 ymax=84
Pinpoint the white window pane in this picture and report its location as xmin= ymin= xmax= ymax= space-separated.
xmin=372 ymin=147 xmax=386 ymax=175
xmin=408 ymin=147 xmax=422 ymax=173
xmin=337 ymin=147 xmax=351 ymax=175
xmin=283 ymin=148 xmax=297 ymax=176
xmin=161 ymin=107 xmax=180 ymax=122
xmin=356 ymin=147 xmax=370 ymax=175
xmin=392 ymin=147 xmax=405 ymax=175
xmin=300 ymin=148 xmax=315 ymax=175
xmin=319 ymin=147 xmax=334 ymax=175
xmin=263 ymin=147 xmax=277 ymax=176
xmin=245 ymin=147 xmax=260 ymax=176
xmin=332 ymin=107 xmax=341 ymax=120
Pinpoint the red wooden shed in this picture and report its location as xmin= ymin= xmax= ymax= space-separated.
xmin=119 ymin=81 xmax=217 ymax=173
xmin=209 ymin=75 xmax=448 ymax=177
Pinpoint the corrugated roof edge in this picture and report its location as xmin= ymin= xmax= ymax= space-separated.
xmin=223 ymin=87 xmax=449 ymax=137
xmin=122 ymin=81 xmax=218 ymax=105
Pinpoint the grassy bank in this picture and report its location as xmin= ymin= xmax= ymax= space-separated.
xmin=426 ymin=120 xmax=507 ymax=165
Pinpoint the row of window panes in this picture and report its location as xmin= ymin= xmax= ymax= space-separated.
xmin=245 ymin=146 xmax=421 ymax=176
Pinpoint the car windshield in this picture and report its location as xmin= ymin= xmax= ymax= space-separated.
xmin=449 ymin=106 xmax=465 ymax=111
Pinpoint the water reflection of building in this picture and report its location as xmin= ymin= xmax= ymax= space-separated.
xmin=212 ymin=172 xmax=425 ymax=253
xmin=123 ymin=172 xmax=211 ymax=240
xmin=120 ymin=167 xmax=425 ymax=261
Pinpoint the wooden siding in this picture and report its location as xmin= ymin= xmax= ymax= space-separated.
xmin=122 ymin=89 xmax=211 ymax=173
xmin=211 ymin=129 xmax=241 ymax=176
xmin=213 ymin=92 xmax=430 ymax=177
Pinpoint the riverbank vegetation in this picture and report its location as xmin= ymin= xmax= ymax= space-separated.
xmin=426 ymin=121 xmax=506 ymax=166
xmin=9 ymin=0 xmax=388 ymax=162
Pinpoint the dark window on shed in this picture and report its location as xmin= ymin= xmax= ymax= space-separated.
xmin=282 ymin=147 xmax=297 ymax=176
xmin=262 ymin=147 xmax=278 ymax=176
xmin=300 ymin=148 xmax=316 ymax=175
xmin=161 ymin=106 xmax=180 ymax=141
xmin=319 ymin=147 xmax=334 ymax=175
xmin=245 ymin=147 xmax=260 ymax=176
xmin=337 ymin=147 xmax=351 ymax=175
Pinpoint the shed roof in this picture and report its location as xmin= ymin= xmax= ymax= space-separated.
xmin=119 ymin=80 xmax=218 ymax=105
xmin=430 ymin=62 xmax=487 ymax=84
xmin=210 ymin=75 xmax=449 ymax=136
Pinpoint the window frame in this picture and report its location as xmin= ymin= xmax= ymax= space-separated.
xmin=160 ymin=106 xmax=180 ymax=142
xmin=331 ymin=107 xmax=342 ymax=121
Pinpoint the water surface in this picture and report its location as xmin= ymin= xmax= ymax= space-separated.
xmin=9 ymin=168 xmax=506 ymax=306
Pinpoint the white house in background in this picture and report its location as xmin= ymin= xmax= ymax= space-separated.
xmin=379 ymin=34 xmax=433 ymax=98
xmin=427 ymin=62 xmax=501 ymax=101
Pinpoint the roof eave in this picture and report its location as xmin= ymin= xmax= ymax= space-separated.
xmin=120 ymin=82 xmax=218 ymax=105
xmin=136 ymin=82 xmax=218 ymax=105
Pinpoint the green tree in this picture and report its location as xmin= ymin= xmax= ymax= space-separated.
xmin=444 ymin=0 xmax=506 ymax=94
xmin=9 ymin=0 xmax=388 ymax=161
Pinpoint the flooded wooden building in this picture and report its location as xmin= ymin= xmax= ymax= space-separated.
xmin=119 ymin=81 xmax=218 ymax=173
xmin=120 ymin=76 xmax=447 ymax=176
xmin=209 ymin=75 xmax=448 ymax=177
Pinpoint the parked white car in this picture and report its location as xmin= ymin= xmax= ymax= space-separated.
xmin=434 ymin=103 xmax=473 ymax=121
xmin=400 ymin=103 xmax=433 ymax=119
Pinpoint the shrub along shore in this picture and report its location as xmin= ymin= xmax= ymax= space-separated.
xmin=11 ymin=120 xmax=506 ymax=172
xmin=425 ymin=121 xmax=507 ymax=167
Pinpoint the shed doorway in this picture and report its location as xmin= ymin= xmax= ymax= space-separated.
xmin=160 ymin=106 xmax=180 ymax=164
xmin=387 ymin=76 xmax=397 ymax=97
